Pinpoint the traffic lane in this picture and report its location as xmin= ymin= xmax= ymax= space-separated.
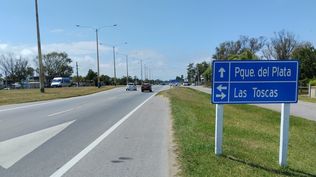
xmin=63 ymin=96 xmax=170 ymax=177
xmin=0 ymin=87 xmax=162 ymax=177
xmin=0 ymin=87 xmax=150 ymax=141
xmin=0 ymin=86 xmax=126 ymax=114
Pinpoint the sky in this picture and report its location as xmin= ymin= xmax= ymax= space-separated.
xmin=0 ymin=0 xmax=315 ymax=80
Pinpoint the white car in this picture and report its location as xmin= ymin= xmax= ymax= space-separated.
xmin=126 ymin=83 xmax=137 ymax=91
xmin=12 ymin=83 xmax=21 ymax=89
xmin=51 ymin=77 xmax=71 ymax=87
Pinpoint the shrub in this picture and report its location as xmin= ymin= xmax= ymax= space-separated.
xmin=310 ymin=79 xmax=316 ymax=86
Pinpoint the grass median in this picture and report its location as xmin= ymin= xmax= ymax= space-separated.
xmin=160 ymin=87 xmax=316 ymax=177
xmin=0 ymin=86 xmax=115 ymax=106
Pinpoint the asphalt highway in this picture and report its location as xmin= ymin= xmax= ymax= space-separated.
xmin=0 ymin=85 xmax=170 ymax=177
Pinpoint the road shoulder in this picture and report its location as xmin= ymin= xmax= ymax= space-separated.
xmin=62 ymin=95 xmax=177 ymax=177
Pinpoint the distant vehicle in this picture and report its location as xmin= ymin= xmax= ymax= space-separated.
xmin=141 ymin=82 xmax=152 ymax=92
xmin=51 ymin=77 xmax=71 ymax=87
xmin=183 ymin=81 xmax=189 ymax=86
xmin=12 ymin=83 xmax=21 ymax=89
xmin=126 ymin=83 xmax=137 ymax=91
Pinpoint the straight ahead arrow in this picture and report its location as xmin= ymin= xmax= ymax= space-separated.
xmin=218 ymin=67 xmax=226 ymax=78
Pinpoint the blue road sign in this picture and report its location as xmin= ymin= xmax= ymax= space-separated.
xmin=211 ymin=60 xmax=299 ymax=104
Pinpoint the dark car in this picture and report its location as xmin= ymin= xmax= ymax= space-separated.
xmin=141 ymin=82 xmax=152 ymax=92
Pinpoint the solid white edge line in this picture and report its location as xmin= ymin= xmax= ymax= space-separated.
xmin=50 ymin=92 xmax=158 ymax=177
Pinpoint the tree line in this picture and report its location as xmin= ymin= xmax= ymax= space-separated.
xmin=0 ymin=52 xmax=73 ymax=85
xmin=0 ymin=51 xmax=161 ymax=87
xmin=187 ymin=30 xmax=316 ymax=86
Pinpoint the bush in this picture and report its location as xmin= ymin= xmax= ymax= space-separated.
xmin=310 ymin=79 xmax=316 ymax=86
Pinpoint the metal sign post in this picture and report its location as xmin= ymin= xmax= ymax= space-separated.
xmin=215 ymin=104 xmax=224 ymax=155
xmin=279 ymin=103 xmax=290 ymax=166
xmin=211 ymin=60 xmax=299 ymax=166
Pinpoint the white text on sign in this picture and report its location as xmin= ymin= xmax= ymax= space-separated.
xmin=234 ymin=66 xmax=292 ymax=80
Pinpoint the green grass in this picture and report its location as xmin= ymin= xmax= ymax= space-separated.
xmin=0 ymin=86 xmax=115 ymax=106
xmin=161 ymin=87 xmax=316 ymax=177
xmin=299 ymin=95 xmax=316 ymax=103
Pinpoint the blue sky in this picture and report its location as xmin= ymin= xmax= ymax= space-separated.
xmin=0 ymin=0 xmax=315 ymax=80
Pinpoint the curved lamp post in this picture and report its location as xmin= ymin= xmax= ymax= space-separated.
xmin=76 ymin=24 xmax=117 ymax=87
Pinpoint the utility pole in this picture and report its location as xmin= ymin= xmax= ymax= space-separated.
xmin=35 ymin=0 xmax=45 ymax=93
xmin=148 ymin=67 xmax=151 ymax=83
xmin=5 ymin=71 xmax=8 ymax=88
xmin=76 ymin=62 xmax=79 ymax=87
xmin=140 ymin=59 xmax=143 ymax=83
xmin=95 ymin=29 xmax=101 ymax=88
xmin=113 ymin=46 xmax=117 ymax=86
xmin=144 ymin=64 xmax=146 ymax=80
xmin=126 ymin=55 xmax=129 ymax=85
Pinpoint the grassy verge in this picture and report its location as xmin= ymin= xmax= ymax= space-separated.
xmin=161 ymin=87 xmax=316 ymax=177
xmin=0 ymin=86 xmax=115 ymax=106
xmin=299 ymin=95 xmax=316 ymax=103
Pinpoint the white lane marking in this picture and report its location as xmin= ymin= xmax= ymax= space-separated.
xmin=48 ymin=108 xmax=74 ymax=117
xmin=50 ymin=92 xmax=158 ymax=177
xmin=0 ymin=120 xmax=75 ymax=169
xmin=0 ymin=101 xmax=60 ymax=113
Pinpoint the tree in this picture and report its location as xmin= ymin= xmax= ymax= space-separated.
xmin=72 ymin=75 xmax=84 ymax=85
xmin=263 ymin=30 xmax=299 ymax=60
xmin=0 ymin=54 xmax=33 ymax=82
xmin=175 ymin=76 xmax=184 ymax=82
xmin=213 ymin=36 xmax=265 ymax=60
xmin=186 ymin=61 xmax=210 ymax=85
xmin=202 ymin=65 xmax=212 ymax=85
xmin=100 ymin=74 xmax=112 ymax=85
xmin=187 ymin=63 xmax=195 ymax=83
xmin=228 ymin=49 xmax=258 ymax=60
xmin=292 ymin=43 xmax=316 ymax=85
xmin=26 ymin=67 xmax=35 ymax=77
xmin=38 ymin=52 xmax=73 ymax=82
xmin=196 ymin=61 xmax=210 ymax=84
xmin=85 ymin=69 xmax=97 ymax=82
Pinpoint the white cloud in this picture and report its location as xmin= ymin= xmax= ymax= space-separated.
xmin=0 ymin=41 xmax=113 ymax=77
xmin=50 ymin=29 xmax=64 ymax=33
xmin=0 ymin=43 xmax=178 ymax=80
xmin=20 ymin=49 xmax=34 ymax=57
xmin=192 ymin=56 xmax=213 ymax=64
xmin=0 ymin=44 xmax=8 ymax=50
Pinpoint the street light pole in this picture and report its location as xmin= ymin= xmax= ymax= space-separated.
xmin=99 ymin=42 xmax=126 ymax=86
xmin=95 ymin=29 xmax=101 ymax=88
xmin=76 ymin=24 xmax=117 ymax=88
xmin=140 ymin=59 xmax=143 ymax=83
xmin=76 ymin=62 xmax=79 ymax=87
xmin=35 ymin=0 xmax=45 ymax=93
xmin=126 ymin=55 xmax=129 ymax=85
xmin=113 ymin=46 xmax=117 ymax=86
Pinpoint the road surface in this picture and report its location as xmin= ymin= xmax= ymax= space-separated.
xmin=188 ymin=86 xmax=316 ymax=121
xmin=0 ymin=85 xmax=171 ymax=177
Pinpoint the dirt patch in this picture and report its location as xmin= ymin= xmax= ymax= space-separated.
xmin=158 ymin=95 xmax=181 ymax=177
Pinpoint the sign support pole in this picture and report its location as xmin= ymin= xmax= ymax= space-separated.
xmin=279 ymin=103 xmax=290 ymax=167
xmin=215 ymin=104 xmax=224 ymax=155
